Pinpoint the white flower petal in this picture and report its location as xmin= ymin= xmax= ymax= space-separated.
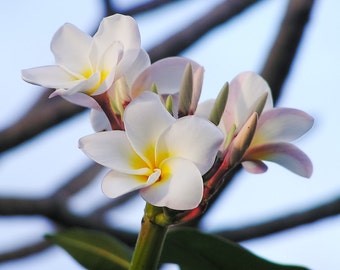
xmin=93 ymin=14 xmax=141 ymax=75
xmin=50 ymin=90 xmax=100 ymax=109
xmin=51 ymin=23 xmax=92 ymax=74
xmin=251 ymin=108 xmax=314 ymax=145
xmin=124 ymin=92 xmax=175 ymax=163
xmin=222 ymin=71 xmax=273 ymax=132
xmin=79 ymin=131 xmax=149 ymax=175
xmin=102 ymin=169 xmax=160 ymax=198
xmin=90 ymin=109 xmax=111 ymax=131
xmin=130 ymin=57 xmax=203 ymax=98
xmin=124 ymin=49 xmax=151 ymax=88
xmin=244 ymin=142 xmax=313 ymax=178
xmin=140 ymin=157 xmax=203 ymax=210
xmin=93 ymin=41 xmax=123 ymax=95
xmin=64 ymin=71 xmax=102 ymax=96
xmin=21 ymin=66 xmax=80 ymax=89
xmin=195 ymin=99 xmax=215 ymax=119
xmin=156 ymin=115 xmax=223 ymax=174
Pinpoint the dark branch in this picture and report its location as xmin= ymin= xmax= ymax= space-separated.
xmin=216 ymin=195 xmax=340 ymax=242
xmin=0 ymin=240 xmax=51 ymax=263
xmin=117 ymin=0 xmax=180 ymax=16
xmin=51 ymin=162 xmax=103 ymax=200
xmin=0 ymin=92 xmax=85 ymax=154
xmin=148 ymin=0 xmax=261 ymax=62
xmin=0 ymin=197 xmax=137 ymax=246
xmin=261 ymin=0 xmax=315 ymax=103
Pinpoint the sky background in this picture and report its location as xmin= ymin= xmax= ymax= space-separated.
xmin=0 ymin=0 xmax=339 ymax=269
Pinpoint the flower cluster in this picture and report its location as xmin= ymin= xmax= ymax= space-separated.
xmin=22 ymin=14 xmax=313 ymax=212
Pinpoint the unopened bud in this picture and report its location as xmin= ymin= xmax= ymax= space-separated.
xmin=229 ymin=112 xmax=258 ymax=166
xmin=178 ymin=63 xmax=193 ymax=117
xmin=209 ymin=82 xmax=229 ymax=125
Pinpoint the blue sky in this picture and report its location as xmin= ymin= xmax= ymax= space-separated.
xmin=1 ymin=0 xmax=339 ymax=269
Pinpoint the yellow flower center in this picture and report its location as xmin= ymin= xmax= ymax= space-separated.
xmin=81 ymin=68 xmax=110 ymax=95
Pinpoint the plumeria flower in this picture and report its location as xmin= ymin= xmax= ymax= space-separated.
xmin=197 ymin=71 xmax=313 ymax=177
xmin=22 ymin=14 xmax=149 ymax=109
xmin=79 ymin=92 xmax=223 ymax=210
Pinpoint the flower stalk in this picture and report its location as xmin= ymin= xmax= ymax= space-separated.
xmin=129 ymin=203 xmax=170 ymax=270
xmin=92 ymin=91 xmax=124 ymax=130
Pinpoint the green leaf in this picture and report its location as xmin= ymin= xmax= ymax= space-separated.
xmin=46 ymin=228 xmax=133 ymax=270
xmin=160 ymin=228 xmax=309 ymax=270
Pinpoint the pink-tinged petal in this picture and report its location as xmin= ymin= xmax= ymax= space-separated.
xmin=93 ymin=14 xmax=141 ymax=75
xmin=90 ymin=109 xmax=111 ymax=131
xmin=51 ymin=23 xmax=92 ymax=74
xmin=195 ymin=99 xmax=215 ymax=119
xmin=79 ymin=131 xmax=149 ymax=175
xmin=251 ymin=108 xmax=314 ymax=145
xmin=130 ymin=57 xmax=203 ymax=98
xmin=222 ymin=72 xmax=273 ymax=132
xmin=156 ymin=115 xmax=223 ymax=174
xmin=244 ymin=142 xmax=313 ymax=178
xmin=102 ymin=169 xmax=160 ymax=198
xmin=21 ymin=66 xmax=80 ymax=89
xmin=242 ymin=160 xmax=268 ymax=174
xmin=124 ymin=92 xmax=175 ymax=164
xmin=140 ymin=157 xmax=203 ymax=210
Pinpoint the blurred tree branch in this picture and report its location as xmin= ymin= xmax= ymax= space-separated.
xmin=148 ymin=0 xmax=260 ymax=61
xmin=261 ymin=0 xmax=315 ymax=103
xmin=217 ymin=195 xmax=340 ymax=242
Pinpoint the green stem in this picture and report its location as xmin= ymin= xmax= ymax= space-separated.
xmin=129 ymin=204 xmax=169 ymax=270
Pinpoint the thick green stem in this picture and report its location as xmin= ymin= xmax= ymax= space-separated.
xmin=129 ymin=204 xmax=169 ymax=270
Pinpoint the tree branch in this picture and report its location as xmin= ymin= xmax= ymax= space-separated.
xmin=116 ymin=0 xmax=180 ymax=16
xmin=0 ymin=92 xmax=85 ymax=153
xmin=216 ymin=195 xmax=340 ymax=242
xmin=51 ymin=162 xmax=103 ymax=200
xmin=0 ymin=240 xmax=51 ymax=263
xmin=261 ymin=0 xmax=315 ymax=103
xmin=148 ymin=0 xmax=261 ymax=62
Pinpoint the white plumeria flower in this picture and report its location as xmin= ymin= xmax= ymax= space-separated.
xmin=22 ymin=14 xmax=148 ymax=109
xmin=196 ymin=71 xmax=313 ymax=177
xmin=79 ymin=92 xmax=223 ymax=210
